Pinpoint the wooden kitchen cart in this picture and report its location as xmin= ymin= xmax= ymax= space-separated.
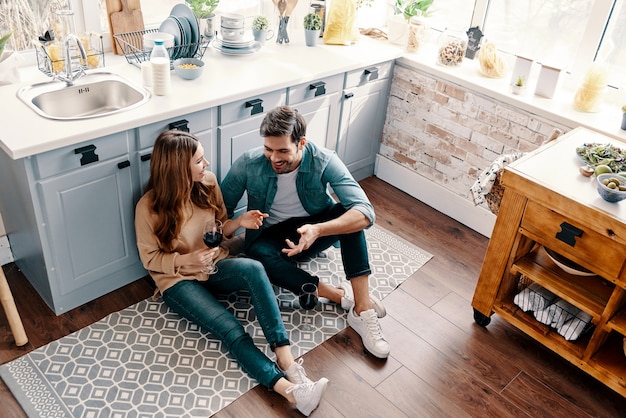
xmin=472 ymin=127 xmax=626 ymax=397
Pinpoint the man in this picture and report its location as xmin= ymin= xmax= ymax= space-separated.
xmin=221 ymin=106 xmax=389 ymax=359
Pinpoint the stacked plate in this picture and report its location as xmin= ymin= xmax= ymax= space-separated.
xmin=158 ymin=4 xmax=200 ymax=60
xmin=213 ymin=34 xmax=261 ymax=56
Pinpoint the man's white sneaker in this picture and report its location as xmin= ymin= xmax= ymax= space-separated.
xmin=339 ymin=282 xmax=387 ymax=318
xmin=286 ymin=377 xmax=329 ymax=416
xmin=347 ymin=308 xmax=390 ymax=358
xmin=283 ymin=358 xmax=313 ymax=385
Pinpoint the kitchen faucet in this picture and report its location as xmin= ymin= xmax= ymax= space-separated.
xmin=54 ymin=34 xmax=87 ymax=85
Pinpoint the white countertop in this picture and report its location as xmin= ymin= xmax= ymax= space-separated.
xmin=0 ymin=34 xmax=403 ymax=160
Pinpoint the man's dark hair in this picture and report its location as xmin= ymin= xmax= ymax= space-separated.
xmin=259 ymin=106 xmax=307 ymax=143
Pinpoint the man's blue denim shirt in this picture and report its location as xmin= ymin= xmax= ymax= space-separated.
xmin=220 ymin=141 xmax=375 ymax=248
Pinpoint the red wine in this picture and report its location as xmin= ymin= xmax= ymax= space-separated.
xmin=299 ymin=293 xmax=318 ymax=310
xmin=203 ymin=232 xmax=223 ymax=248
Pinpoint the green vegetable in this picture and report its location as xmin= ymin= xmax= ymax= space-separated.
xmin=576 ymin=142 xmax=626 ymax=173
xmin=0 ymin=31 xmax=13 ymax=56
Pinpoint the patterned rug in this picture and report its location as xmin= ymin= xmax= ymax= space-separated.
xmin=0 ymin=225 xmax=432 ymax=418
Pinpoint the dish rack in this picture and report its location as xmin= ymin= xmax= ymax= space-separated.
xmin=36 ymin=34 xmax=105 ymax=77
xmin=114 ymin=29 xmax=210 ymax=69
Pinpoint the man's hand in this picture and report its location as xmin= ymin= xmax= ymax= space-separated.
xmin=282 ymin=224 xmax=320 ymax=257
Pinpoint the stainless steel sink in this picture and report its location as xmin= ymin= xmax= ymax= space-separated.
xmin=17 ymin=72 xmax=150 ymax=120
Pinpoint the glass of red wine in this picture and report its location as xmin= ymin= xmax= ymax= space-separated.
xmin=299 ymin=283 xmax=318 ymax=331
xmin=201 ymin=219 xmax=223 ymax=275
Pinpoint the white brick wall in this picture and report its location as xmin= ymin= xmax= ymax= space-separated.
xmin=381 ymin=64 xmax=571 ymax=209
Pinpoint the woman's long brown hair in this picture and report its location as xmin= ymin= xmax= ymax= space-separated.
xmin=145 ymin=130 xmax=219 ymax=251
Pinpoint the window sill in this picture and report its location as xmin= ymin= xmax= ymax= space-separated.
xmin=397 ymin=44 xmax=626 ymax=142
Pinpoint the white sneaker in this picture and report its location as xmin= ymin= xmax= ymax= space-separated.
xmin=283 ymin=358 xmax=313 ymax=385
xmin=286 ymin=378 xmax=330 ymax=416
xmin=347 ymin=308 xmax=390 ymax=358
xmin=339 ymin=282 xmax=387 ymax=318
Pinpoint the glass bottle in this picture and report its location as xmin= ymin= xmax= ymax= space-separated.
xmin=436 ymin=27 xmax=468 ymax=67
xmin=150 ymin=40 xmax=171 ymax=96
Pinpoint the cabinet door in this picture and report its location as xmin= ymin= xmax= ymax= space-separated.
xmin=338 ymin=80 xmax=390 ymax=180
xmin=38 ymin=155 xmax=140 ymax=313
xmin=290 ymin=91 xmax=341 ymax=152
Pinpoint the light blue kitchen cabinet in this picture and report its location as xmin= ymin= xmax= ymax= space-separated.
xmin=0 ymin=130 xmax=146 ymax=314
xmin=286 ymin=73 xmax=343 ymax=152
xmin=337 ymin=61 xmax=394 ymax=181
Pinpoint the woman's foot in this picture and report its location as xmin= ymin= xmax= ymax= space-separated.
xmin=286 ymin=378 xmax=330 ymax=416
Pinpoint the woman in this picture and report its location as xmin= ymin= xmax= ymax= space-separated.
xmin=134 ymin=130 xmax=328 ymax=416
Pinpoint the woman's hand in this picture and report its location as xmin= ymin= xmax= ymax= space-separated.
xmin=179 ymin=247 xmax=220 ymax=268
xmin=238 ymin=210 xmax=268 ymax=230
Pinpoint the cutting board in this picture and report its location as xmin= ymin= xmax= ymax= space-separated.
xmin=106 ymin=0 xmax=144 ymax=55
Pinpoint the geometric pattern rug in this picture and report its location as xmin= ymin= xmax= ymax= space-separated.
xmin=0 ymin=225 xmax=432 ymax=417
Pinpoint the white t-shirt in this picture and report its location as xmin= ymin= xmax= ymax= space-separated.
xmin=265 ymin=167 xmax=309 ymax=225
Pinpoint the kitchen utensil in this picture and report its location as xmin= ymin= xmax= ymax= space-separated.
xmin=108 ymin=0 xmax=145 ymax=55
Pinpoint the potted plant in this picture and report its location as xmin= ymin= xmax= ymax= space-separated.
xmin=387 ymin=0 xmax=433 ymax=45
xmin=511 ymin=75 xmax=525 ymax=95
xmin=186 ymin=0 xmax=220 ymax=39
xmin=303 ymin=13 xmax=322 ymax=47
xmin=252 ymin=16 xmax=273 ymax=45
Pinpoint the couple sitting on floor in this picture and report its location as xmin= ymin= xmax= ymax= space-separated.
xmin=134 ymin=106 xmax=388 ymax=416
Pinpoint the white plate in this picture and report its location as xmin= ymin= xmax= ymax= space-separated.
xmin=158 ymin=17 xmax=182 ymax=47
xmin=543 ymin=247 xmax=596 ymax=277
xmin=212 ymin=40 xmax=261 ymax=55
xmin=216 ymin=33 xmax=255 ymax=48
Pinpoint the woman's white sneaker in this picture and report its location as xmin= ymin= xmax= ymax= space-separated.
xmin=286 ymin=377 xmax=329 ymax=416
xmin=283 ymin=358 xmax=313 ymax=385
xmin=347 ymin=307 xmax=390 ymax=358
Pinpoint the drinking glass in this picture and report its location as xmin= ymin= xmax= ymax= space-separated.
xmin=299 ymin=283 xmax=318 ymax=331
xmin=201 ymin=219 xmax=223 ymax=275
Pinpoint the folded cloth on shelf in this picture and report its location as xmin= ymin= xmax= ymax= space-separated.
xmin=513 ymin=282 xmax=556 ymax=312
xmin=558 ymin=310 xmax=593 ymax=341
xmin=534 ymin=298 xmax=579 ymax=329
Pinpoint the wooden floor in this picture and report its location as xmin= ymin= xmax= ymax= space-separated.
xmin=1 ymin=177 xmax=624 ymax=417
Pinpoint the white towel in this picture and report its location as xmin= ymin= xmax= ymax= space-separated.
xmin=513 ymin=283 xmax=556 ymax=312
xmin=535 ymin=298 xmax=579 ymax=329
xmin=558 ymin=310 xmax=593 ymax=341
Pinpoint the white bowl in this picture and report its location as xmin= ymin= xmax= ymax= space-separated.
xmin=143 ymin=32 xmax=175 ymax=52
xmin=543 ymin=247 xmax=596 ymax=277
xmin=220 ymin=13 xmax=245 ymax=29
xmin=220 ymin=27 xmax=246 ymax=41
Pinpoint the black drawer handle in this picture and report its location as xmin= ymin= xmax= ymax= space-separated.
xmin=364 ymin=67 xmax=379 ymax=81
xmin=169 ymin=119 xmax=189 ymax=132
xmin=245 ymin=99 xmax=264 ymax=116
xmin=117 ymin=160 xmax=131 ymax=169
xmin=555 ymin=222 xmax=583 ymax=247
xmin=74 ymin=144 xmax=99 ymax=166
xmin=140 ymin=153 xmax=152 ymax=162
xmin=344 ymin=92 xmax=354 ymax=99
xmin=309 ymin=81 xmax=326 ymax=97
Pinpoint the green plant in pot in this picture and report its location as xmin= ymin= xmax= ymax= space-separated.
xmin=186 ymin=0 xmax=220 ymax=39
xmin=252 ymin=16 xmax=273 ymax=44
xmin=303 ymin=12 xmax=322 ymax=46
xmin=392 ymin=0 xmax=433 ymax=20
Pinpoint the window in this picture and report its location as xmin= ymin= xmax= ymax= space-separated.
xmin=2 ymin=0 xmax=625 ymax=89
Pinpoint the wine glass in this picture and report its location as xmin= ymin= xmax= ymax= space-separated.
xmin=201 ymin=219 xmax=223 ymax=275
xmin=299 ymin=283 xmax=318 ymax=331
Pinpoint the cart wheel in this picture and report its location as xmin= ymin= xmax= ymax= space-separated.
xmin=473 ymin=308 xmax=491 ymax=327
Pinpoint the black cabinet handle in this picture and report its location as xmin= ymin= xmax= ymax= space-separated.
xmin=555 ymin=222 xmax=583 ymax=247
xmin=74 ymin=144 xmax=99 ymax=166
xmin=245 ymin=99 xmax=264 ymax=116
xmin=117 ymin=160 xmax=131 ymax=169
xmin=140 ymin=153 xmax=152 ymax=162
xmin=169 ymin=119 xmax=189 ymax=132
xmin=364 ymin=67 xmax=379 ymax=81
xmin=309 ymin=81 xmax=326 ymax=97
xmin=344 ymin=92 xmax=354 ymax=99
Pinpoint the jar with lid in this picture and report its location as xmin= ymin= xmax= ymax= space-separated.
xmin=405 ymin=12 xmax=427 ymax=53
xmin=150 ymin=40 xmax=171 ymax=96
xmin=436 ymin=27 xmax=468 ymax=67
